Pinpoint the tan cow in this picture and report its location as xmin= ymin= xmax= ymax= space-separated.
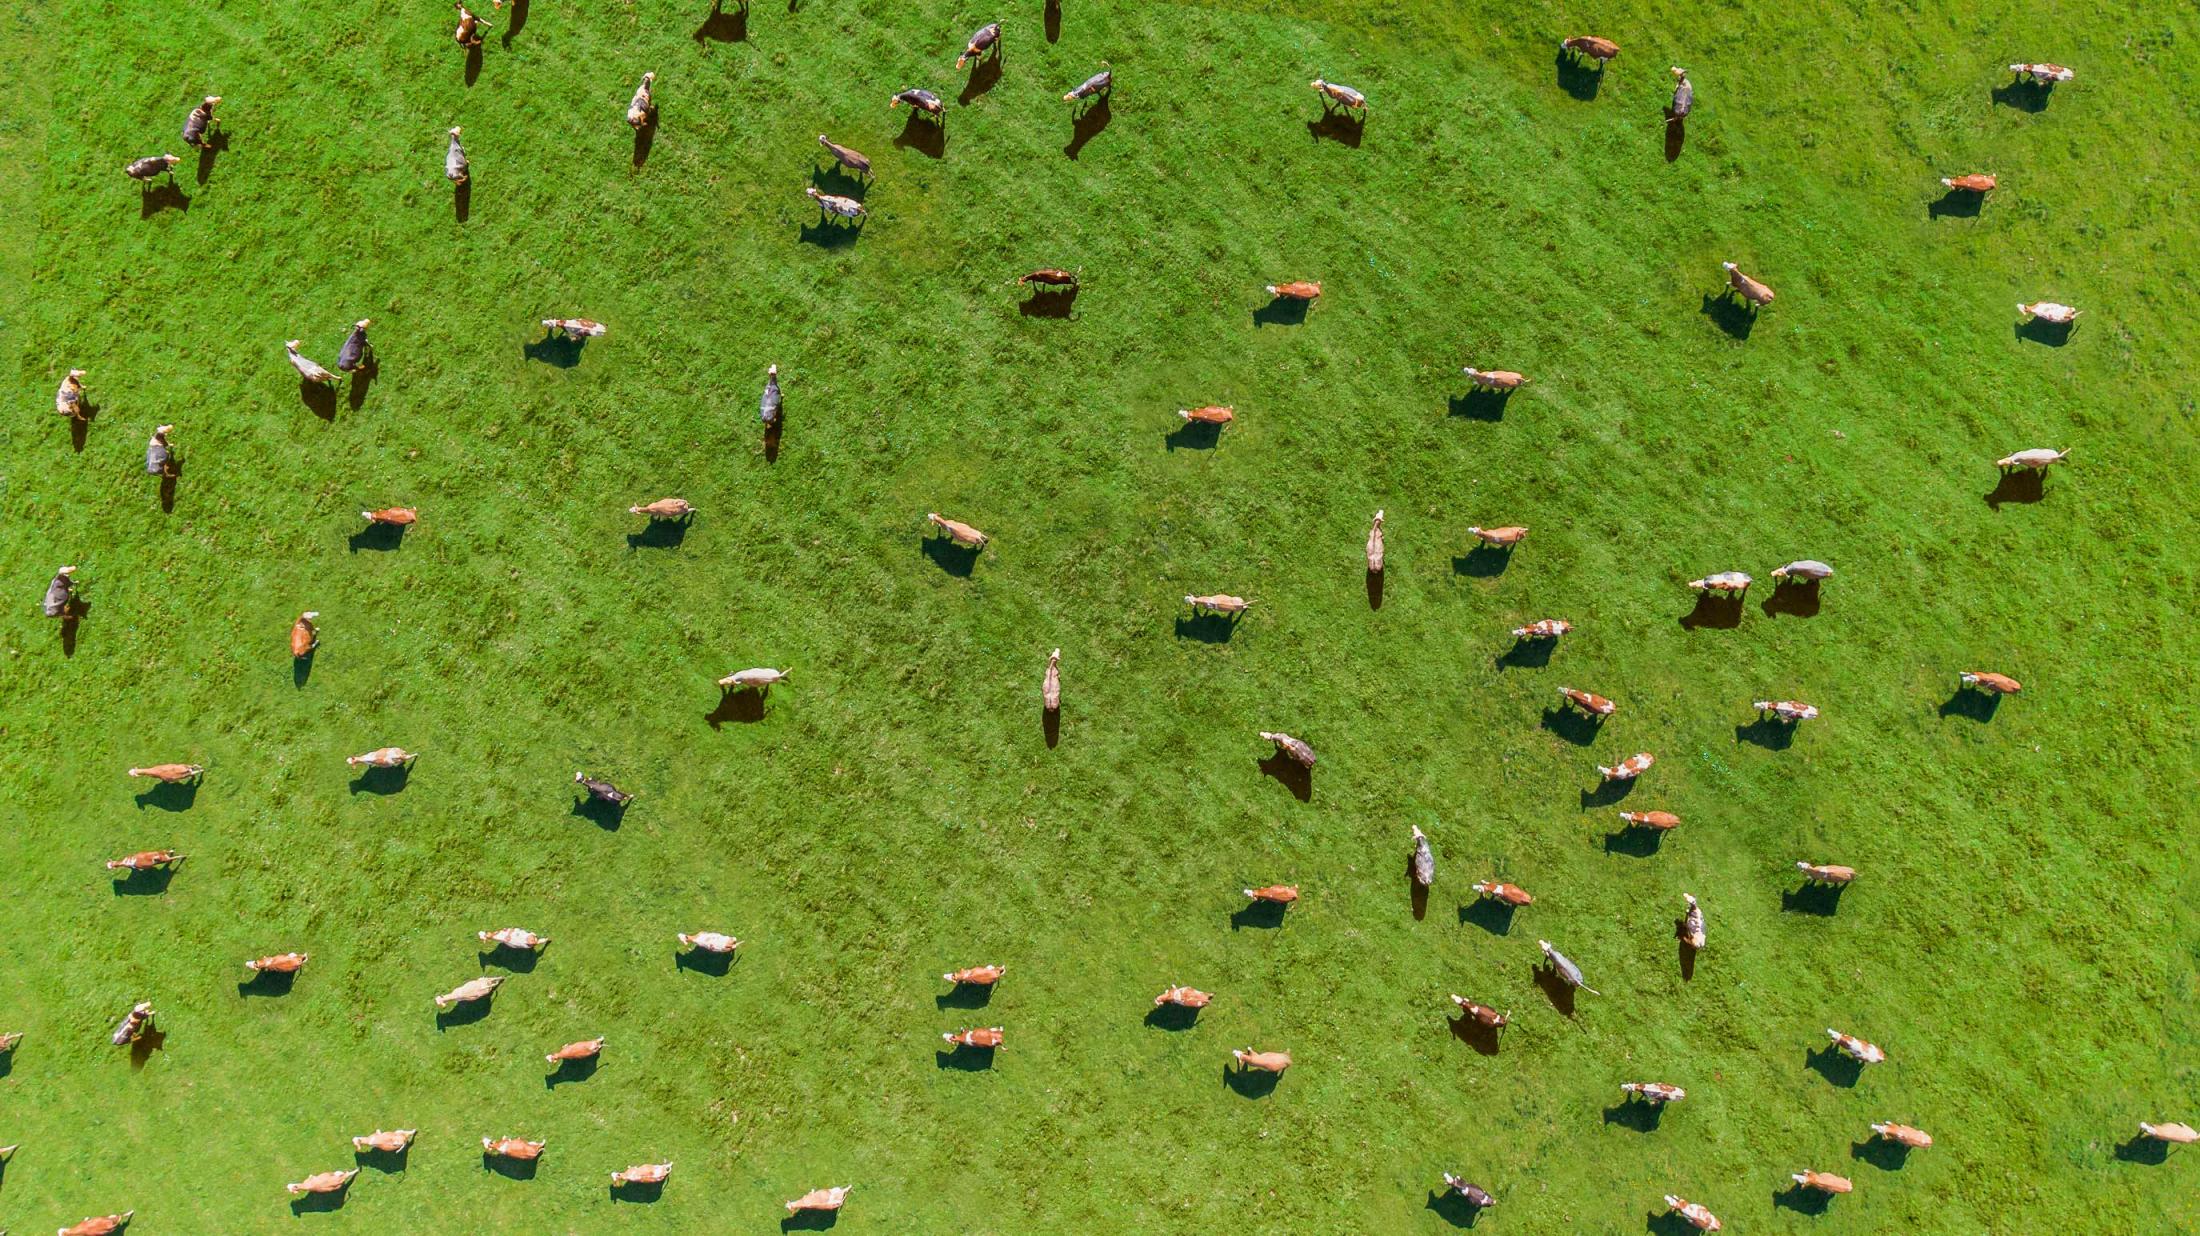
xmin=719 ymin=668 xmax=790 ymax=690
xmin=927 ymin=512 xmax=988 ymax=547
xmin=60 ymin=1213 xmax=135 ymax=1236
xmin=630 ymin=497 xmax=694 ymax=519
xmin=434 ymin=975 xmax=503 ymax=1011
xmin=2140 ymin=1122 xmax=2198 ymax=1144
xmin=2017 ymin=301 xmax=2079 ymax=325
xmin=547 ymin=1037 xmax=604 ymax=1065
xmin=106 ymin=850 xmax=184 ymax=872
xmin=0 ymin=1030 xmax=22 ymax=1052
xmin=1560 ymin=35 xmax=1619 ymax=63
xmin=1232 ymin=1048 xmax=1291 ymax=1072
xmin=1265 ymin=281 xmax=1322 ymax=301
xmin=1461 ymin=367 xmax=1528 ymax=390
xmin=943 ymin=965 xmax=1005 ymax=986
xmin=1996 ymin=447 xmax=2069 ymax=471
xmin=1468 ymin=525 xmax=1527 ymax=548
xmin=287 ymin=1170 xmax=356 ymax=1196
xmin=1366 ymin=509 xmax=1385 ymax=572
xmin=1042 ymin=648 xmax=1061 ymax=712
xmin=1871 ymin=1121 xmax=1932 ymax=1148
xmin=482 ymin=1136 xmax=543 ymax=1160
xmin=678 ymin=931 xmax=741 ymax=953
xmin=127 ymin=763 xmax=202 ymax=783
xmin=818 ymin=135 xmax=872 ymax=178
xmin=786 ymin=1186 xmax=851 ymax=1213
xmin=1185 ymin=593 xmax=1250 ymax=615
xmin=347 ymin=747 xmax=416 ymax=768
xmin=291 ymin=612 xmax=320 ymax=658
xmin=352 ymin=1129 xmax=416 ymax=1153
xmin=1156 ymin=986 xmax=1213 ymax=1008
xmin=360 ymin=507 xmax=417 ymax=526
xmin=1796 ymin=861 xmax=1855 ymax=885
xmin=613 ymin=1162 xmax=672 ymax=1186
xmin=1792 ymin=1170 xmax=1853 ymax=1194
xmin=1471 ymin=880 xmax=1532 ymax=906
xmin=1619 ymin=810 xmax=1680 ymax=830
xmin=943 ymin=1026 xmax=1004 ymax=1048
xmin=1178 ymin=405 xmax=1234 ymax=425
xmin=1243 ymin=884 xmax=1300 ymax=904
xmin=1721 ymin=262 xmax=1773 ymax=307
xmin=247 ymin=953 xmax=308 ymax=974
xmin=287 ymin=341 xmax=338 ymax=384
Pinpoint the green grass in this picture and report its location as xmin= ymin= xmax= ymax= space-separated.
xmin=4 ymin=0 xmax=2198 ymax=1231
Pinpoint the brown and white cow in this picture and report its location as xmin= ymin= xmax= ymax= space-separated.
xmin=1721 ymin=263 xmax=1773 ymax=307
xmin=291 ymin=612 xmax=320 ymax=658
xmin=1472 ymin=880 xmax=1532 ymax=906
xmin=1185 ymin=592 xmax=1249 ymax=614
xmin=943 ymin=965 xmax=1005 ymax=986
xmin=479 ymin=927 xmax=549 ymax=952
xmin=1560 ymin=35 xmax=1620 ymax=63
xmin=1961 ymin=670 xmax=2022 ymax=695
xmin=1558 ymin=687 xmax=1615 ymax=716
xmin=1941 ymin=173 xmax=1997 ymax=193
xmin=1795 ymin=862 xmax=1854 ymax=885
xmin=612 ymin=1162 xmax=672 ymax=1186
xmin=1871 ymin=1121 xmax=1932 ymax=1149
xmin=1468 ymin=525 xmax=1528 ymax=548
xmin=1826 ymin=1028 xmax=1885 ymax=1064
xmin=943 ymin=1026 xmax=1004 ymax=1048
xmin=927 ymin=512 xmax=988 ymax=547
xmin=1265 ymin=281 xmax=1322 ymax=301
xmin=247 ymin=953 xmax=308 ymax=974
xmin=1664 ymin=1196 xmax=1721 ymax=1232
xmin=1156 ymin=985 xmax=1213 ymax=1008
xmin=1599 ymin=753 xmax=1654 ymax=781
xmin=1791 ymin=1170 xmax=1853 ymax=1194
xmin=1996 ymin=447 xmax=2069 ymax=471
xmin=127 ymin=763 xmax=202 ymax=784
xmin=678 ymin=931 xmax=741 ymax=953
xmin=1621 ymin=1082 xmax=1686 ymax=1104
xmin=1243 ymin=885 xmax=1299 ymax=905
xmin=1448 ymin=996 xmax=1508 ymax=1028
xmin=1619 ymin=810 xmax=1680 ymax=830
xmin=482 ymin=1136 xmax=543 ymax=1160
xmin=1232 ymin=1048 xmax=1291 ymax=1072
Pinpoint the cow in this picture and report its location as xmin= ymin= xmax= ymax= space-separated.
xmin=1621 ymin=1082 xmax=1686 ymax=1104
xmin=1184 ymin=593 xmax=1249 ymax=614
xmin=2009 ymin=63 xmax=2074 ymax=84
xmin=482 ymin=1137 xmax=543 ymax=1160
xmin=541 ymin=318 xmax=607 ymax=339
xmin=1366 ymin=510 xmax=1385 ymax=572
xmin=1753 ymin=699 xmax=1819 ymax=723
xmin=1448 ymin=996 xmax=1507 ymax=1028
xmin=806 ymin=186 xmax=866 ymax=222
xmin=286 ymin=340 xmax=337 ymax=384
xmin=1242 ymin=885 xmax=1299 ymax=905
xmin=1461 ymin=367 xmax=1528 ymax=390
xmin=786 ymin=1186 xmax=851 ymax=1213
xmin=478 ymin=927 xmax=549 ymax=952
xmin=1512 ymin=619 xmax=1570 ymax=639
xmin=817 ymin=135 xmax=871 ymax=179
xmin=1679 ymin=893 xmax=1705 ymax=949
xmin=2139 ymin=1122 xmax=2198 ymax=1145
xmin=944 ymin=1027 xmax=1004 ymax=1048
xmin=1795 ymin=861 xmax=1855 ymax=885
xmin=1669 ymin=67 xmax=1694 ymax=118
xmin=1941 ymin=173 xmax=1997 ymax=192
xmin=106 ymin=850 xmax=185 ymax=873
xmin=127 ymin=763 xmax=202 ymax=784
xmin=352 ymin=1129 xmax=417 ymax=1153
xmin=1468 ymin=525 xmax=1528 ymax=548
xmin=183 ymin=96 xmax=221 ymax=147
xmin=56 ymin=368 xmax=87 ymax=417
xmin=720 ymin=667 xmax=790 ymax=690
xmin=629 ymin=497 xmax=695 ymax=520
xmin=1560 ymin=35 xmax=1619 ymax=64
xmin=760 ymin=363 xmax=783 ymax=426
xmin=0 ymin=1030 xmax=21 ymax=1053
xmin=1409 ymin=825 xmax=1433 ymax=887
xmin=1771 ymin=559 xmax=1834 ymax=582
xmin=1961 ymin=670 xmax=2022 ymax=695
xmin=1019 ymin=268 xmax=1080 ymax=289
xmin=1232 ymin=1048 xmax=1290 ymax=1072
xmin=678 ymin=931 xmax=740 ymax=953
xmin=612 ymin=1162 xmax=672 ymax=1186
xmin=1265 ymin=280 xmax=1322 ymax=301
xmin=1310 ymin=78 xmax=1366 ymax=111
xmin=957 ymin=22 xmax=1002 ymax=69
xmin=1871 ymin=1121 xmax=1932 ymax=1149
xmin=1720 ymin=262 xmax=1773 ymax=308
xmin=576 ymin=773 xmax=633 ymax=805
xmin=60 ymin=1213 xmax=135 ymax=1236
xmin=1442 ymin=1175 xmax=1496 ymax=1208
xmin=360 ymin=507 xmax=417 ymax=529
xmin=1664 ymin=1196 xmax=1721 ymax=1232
xmin=1559 ymin=687 xmax=1615 ymax=717
xmin=125 ymin=153 xmax=181 ymax=182
xmin=1042 ymin=648 xmax=1061 ymax=712
xmin=1260 ymin=731 xmax=1317 ymax=767
xmin=287 ymin=1170 xmax=357 ymax=1196
xmin=453 ymin=3 xmax=490 ymax=47
xmin=1688 ymin=571 xmax=1753 ymax=594
xmin=1619 ymin=810 xmax=1680 ymax=830
xmin=546 ymin=1037 xmax=605 ymax=1065
xmin=1065 ymin=69 xmax=1112 ymax=103
xmin=927 ymin=512 xmax=987 ymax=546
xmin=111 ymin=1001 xmax=155 ymax=1046
xmin=892 ymin=88 xmax=946 ymax=117
xmin=1598 ymin=752 xmax=1653 ymax=781
xmin=626 ymin=72 xmax=656 ymax=128
xmin=1826 ymin=1028 xmax=1885 ymax=1064
xmin=1156 ymin=986 xmax=1212 ymax=1008
xmin=1538 ymin=940 xmax=1598 ymax=994
xmin=2017 ymin=301 xmax=2079 ymax=325
xmin=1472 ymin=880 xmax=1532 ymax=906
xmin=246 ymin=953 xmax=308 ymax=974
xmin=346 ymin=746 xmax=416 ymax=768
xmin=1791 ymin=1170 xmax=1853 ymax=1194
xmin=445 ymin=127 xmax=469 ymax=183
xmin=435 ymin=976 xmax=503 ymax=1010
xmin=1178 ymin=405 xmax=1234 ymax=425
xmin=337 ymin=319 xmax=373 ymax=372
xmin=1996 ymin=447 xmax=2069 ymax=471
xmin=943 ymin=965 xmax=1005 ymax=986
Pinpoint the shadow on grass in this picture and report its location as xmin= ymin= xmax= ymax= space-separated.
xmin=1734 ymin=717 xmax=1796 ymax=750
xmin=1459 ymin=898 xmax=1515 ymax=936
xmin=546 ymin=1056 xmax=599 ymax=1089
xmin=893 ymin=112 xmax=945 ymax=158
xmin=158 ymin=456 xmax=180 ymax=513
xmin=764 ymin=414 xmax=784 ymax=462
xmin=195 ymin=128 xmax=229 ymax=184
xmin=293 ymin=648 xmax=316 ymax=688
xmin=1700 ymin=292 xmax=1756 ymax=339
xmin=237 ymin=968 xmax=297 ymax=998
xmin=572 ymin=795 xmax=628 ymax=829
xmin=936 ymin=1044 xmax=995 ymax=1071
xmin=1041 ymin=705 xmax=1060 ymax=748
xmin=464 ymin=43 xmax=484 ymax=86
xmin=1579 ymin=778 xmax=1636 ymax=809
xmin=350 ymin=765 xmax=411 ymax=795
xmin=1991 ymin=79 xmax=2052 ymax=111
xmin=704 ymin=688 xmax=768 ymax=728
xmin=1495 ymin=638 xmax=1554 ymax=670
xmin=1762 ymin=580 xmax=1821 ymax=618
xmin=1223 ymin=1063 xmax=1279 ymax=1098
xmin=959 ymin=55 xmax=1004 ymax=106
xmin=135 ymin=780 xmax=199 ymax=811
xmin=290 ymin=1189 xmax=348 ymax=1215
xmin=676 ymin=948 xmax=738 ymax=977
xmin=523 ymin=333 xmax=586 ymax=368
xmin=1664 ymin=112 xmax=1686 ymax=162
xmin=1678 ymin=593 xmax=1743 ymax=630
xmin=1531 ymin=962 xmax=1577 ymax=1017
xmin=1678 ymin=934 xmax=1698 ymax=981
xmin=1928 ymin=189 xmax=1983 ymax=219
xmin=479 ymin=945 xmax=543 ymax=974
xmin=500 ymin=0 xmax=529 ymax=43
xmin=113 ymin=866 xmax=179 ymax=896
xmin=300 ymin=376 xmax=338 ymax=420
xmin=922 ymin=536 xmax=981 ymax=576
xmin=67 ymin=402 xmax=97 ymax=451
xmin=2016 ymin=317 xmax=2074 ymax=347
xmin=1555 ymin=49 xmax=1604 ymax=100
xmin=1257 ymin=752 xmax=1312 ymax=801
xmin=1446 ymin=389 xmax=1510 ymax=420
xmin=1426 ymin=1189 xmax=1485 ymax=1227
xmin=1603 ymin=1099 xmax=1664 ymax=1132
xmin=1781 ymin=882 xmax=1846 ymax=916
xmin=612 ymin=1177 xmax=666 ymax=1203
xmin=1065 ymin=97 xmax=1112 ymax=158
xmin=935 ymin=983 xmax=994 ymax=1010
xmin=1366 ymin=568 xmax=1383 ymax=611
xmin=1307 ymin=111 xmax=1363 ymax=147
xmin=1984 ymin=469 xmax=2045 ymax=510
xmin=1647 ymin=1211 xmax=1702 ymax=1236
xmin=482 ymin=1152 xmax=537 ymax=1180
xmin=60 ymin=600 xmax=88 ymax=656
xmin=1540 ymin=707 xmax=1601 ymax=746
xmin=1145 ymin=1003 xmax=1200 ymax=1031
xmin=1174 ymin=613 xmax=1239 ymax=642
xmin=627 ymin=516 xmax=691 ymax=550
xmin=453 ymin=176 xmax=471 ymax=222
xmin=348 ymin=522 xmax=406 ymax=552
xmin=782 ymin=1209 xmax=841 ymax=1232
xmin=1772 ymin=1184 xmax=1831 ymax=1216
xmin=1044 ymin=0 xmax=1060 ymax=41
xmin=1851 ymin=1137 xmax=1912 ymax=1171
xmin=694 ymin=0 xmax=746 ymax=43
xmin=1939 ymin=688 xmax=2002 ymax=722
xmin=2115 ymin=1135 xmax=2170 ymax=1165
xmin=1448 ymin=1015 xmax=1501 ymax=1057
xmin=810 ymin=164 xmax=868 ymax=199
xmin=1806 ymin=1043 xmax=1863 ymax=1088
xmin=355 ymin=1145 xmax=410 ymax=1173
xmin=130 ymin=1025 xmax=169 ymax=1069
xmin=1020 ymin=287 xmax=1077 ymax=319
xmin=141 ymin=182 xmax=191 ymax=218
xmin=1604 ymin=826 xmax=1663 ymax=857
xmin=1230 ymin=899 xmax=1287 ymax=931
xmin=1452 ymin=545 xmax=1511 ymax=578
xmin=436 ymin=999 xmax=495 ymax=1031
xmin=632 ymin=116 xmax=657 ymax=169
xmin=1252 ymin=296 xmax=1310 ymax=328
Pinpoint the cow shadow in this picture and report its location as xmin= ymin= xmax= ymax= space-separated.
xmin=1426 ymin=1188 xmax=1486 ymax=1227
xmin=436 ymin=998 xmax=496 ymax=1031
xmin=1452 ymin=545 xmax=1511 ymax=577
xmin=2015 ymin=317 xmax=2074 ymax=347
xmin=704 ymin=687 xmax=768 ymax=728
xmin=293 ymin=647 xmax=316 ymax=688
xmin=693 ymin=0 xmax=747 ymax=44
xmin=1366 ymin=568 xmax=1383 ymax=610
xmin=1806 ymin=1043 xmax=1863 ymax=1088
xmin=1647 ymin=1211 xmax=1700 ymax=1236
xmin=482 ymin=1151 xmax=537 ymax=1180
xmin=764 ymin=413 xmax=784 ymax=462
xmin=676 ymin=947 xmax=738 ymax=976
xmin=1928 ymin=189 xmax=1983 ymax=219
xmin=140 ymin=182 xmax=191 ymax=217
xmin=300 ymin=376 xmax=338 ymax=420
xmin=1939 ymin=688 xmax=2002 ymax=722
xmin=1458 ymin=898 xmax=1515 ymax=936
xmin=1252 ymin=296 xmax=1310 ymax=328
xmin=290 ymin=1189 xmax=348 ymax=1215
xmin=1307 ymin=111 xmax=1363 ymax=147
xmin=67 ymin=401 xmax=96 ymax=451
xmin=809 ymin=164 xmax=868 ymax=199
xmin=1540 ymin=707 xmax=1601 ymax=746
xmin=1781 ymin=881 xmax=1846 ymax=916
xmin=1700 ymin=292 xmax=1757 ymax=339
xmin=1603 ymin=1099 xmax=1664 ymax=1132
xmin=1991 ymin=80 xmax=2052 ymax=112
xmin=1762 ymin=580 xmax=1821 ymax=618
xmin=545 ymin=1056 xmax=599 ymax=1088
xmin=60 ymin=599 xmax=90 ymax=657
xmin=782 ymin=1210 xmax=841 ymax=1232
xmin=523 ymin=332 xmax=586 ymax=368
xmin=1041 ymin=705 xmax=1060 ymax=748
xmin=1448 ymin=1015 xmax=1501 ymax=1057
xmin=453 ymin=176 xmax=471 ymax=222
xmin=936 ymin=1044 xmax=995 ymax=1071
xmin=1772 ymin=1184 xmax=1831 ymax=1216
xmin=1446 ymin=389 xmax=1509 ymax=420
xmin=1984 ymin=469 xmax=2045 ymax=509
xmin=134 ymin=780 xmax=199 ymax=811
xmin=113 ymin=866 xmax=179 ymax=896
xmin=500 ymin=0 xmax=529 ymax=43
xmin=1019 ymin=287 xmax=1077 ymax=319
xmin=1406 ymin=853 xmax=1427 ymax=920
xmin=1579 ymin=778 xmax=1636 ymax=809
xmin=462 ymin=41 xmax=486 ymax=85
xmin=632 ymin=115 xmax=657 ymax=169
xmin=2115 ymin=1135 xmax=2170 ymax=1165
xmin=611 ymin=1177 xmax=665 ymax=1203
xmin=1851 ymin=1137 xmax=1912 ymax=1171
xmin=1174 ymin=612 xmax=1238 ymax=643
xmin=1223 ymin=1063 xmax=1280 ymax=1098
xmin=1604 ymin=825 xmax=1663 ymax=857
xmin=347 ymin=354 xmax=377 ymax=410
xmin=1257 ymin=752 xmax=1312 ymax=801
xmin=129 ymin=1025 xmax=169 ymax=1069
xmin=1531 ymin=962 xmax=1577 ymax=1016
xmin=1065 ymin=97 xmax=1111 ymax=158
xmin=1678 ymin=593 xmax=1743 ymax=630
xmin=1555 ymin=49 xmax=1605 ymax=100
xmin=893 ymin=112 xmax=945 ymax=158
xmin=572 ymin=794 xmax=628 ymax=829
xmin=479 ymin=945 xmax=542 ymax=974
xmin=1664 ymin=113 xmax=1686 ymax=162
xmin=194 ymin=129 xmax=229 ymax=184
xmin=1230 ymin=900 xmax=1288 ymax=931
xmin=935 ymin=983 xmax=994 ymax=1010
xmin=1734 ymin=717 xmax=1796 ymax=750
xmin=354 ymin=1144 xmax=410 ymax=1173
xmin=959 ymin=55 xmax=1004 ymax=106
xmin=350 ymin=764 xmax=411 ymax=795
xmin=922 ymin=536 xmax=981 ymax=576
xmin=237 ymin=968 xmax=298 ymax=998
xmin=1677 ymin=933 xmax=1698 ymax=981
xmin=1495 ymin=638 xmax=1555 ymax=670
xmin=1145 ymin=1003 xmax=1200 ymax=1031
xmin=627 ymin=516 xmax=691 ymax=549
xmin=1164 ymin=419 xmax=1221 ymax=451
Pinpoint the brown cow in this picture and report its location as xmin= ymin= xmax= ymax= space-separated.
xmin=56 ymin=368 xmax=88 ymax=416
xmin=453 ymin=3 xmax=490 ymax=47
xmin=1796 ymin=861 xmax=1854 ymax=885
xmin=1960 ymin=671 xmax=2022 ymax=696
xmin=1720 ymin=263 xmax=1773 ymax=308
xmin=106 ymin=850 xmax=184 ymax=873
xmin=127 ymin=764 xmax=202 ymax=784
xmin=943 ymin=965 xmax=1005 ymax=986
xmin=943 ymin=1026 xmax=1004 ymax=1048
xmin=1461 ymin=367 xmax=1528 ymax=391
xmin=435 ymin=976 xmax=503 ymax=1010
xmin=1560 ymin=35 xmax=1619 ymax=63
xmin=818 ymin=135 xmax=872 ymax=179
xmin=1871 ymin=1121 xmax=1932 ymax=1149
xmin=1468 ymin=525 xmax=1528 ymax=548
xmin=2139 ymin=1122 xmax=2198 ymax=1145
xmin=629 ymin=497 xmax=695 ymax=519
xmin=247 ymin=953 xmax=308 ymax=974
xmin=60 ymin=1214 xmax=135 ymax=1236
xmin=1559 ymin=687 xmax=1615 ymax=717
xmin=1448 ymin=996 xmax=1508 ymax=1028
xmin=626 ymin=72 xmax=656 ymax=129
xmin=291 ymin=612 xmax=320 ymax=658
xmin=1178 ymin=405 xmax=1235 ymax=426
xmin=1792 ymin=1170 xmax=1853 ymax=1194
xmin=1512 ymin=619 xmax=1570 ymax=639
xmin=361 ymin=507 xmax=417 ymax=526
xmin=1941 ymin=173 xmax=1997 ymax=193
xmin=1471 ymin=880 xmax=1532 ymax=906
xmin=612 ymin=1162 xmax=672 ymax=1186
xmin=1265 ymin=280 xmax=1322 ymax=301
xmin=1243 ymin=885 xmax=1299 ymax=904
xmin=1619 ymin=810 xmax=1680 ymax=830
xmin=1259 ymin=731 xmax=1316 ymax=767
xmin=1185 ymin=592 xmax=1250 ymax=615
xmin=546 ymin=1037 xmax=605 ymax=1065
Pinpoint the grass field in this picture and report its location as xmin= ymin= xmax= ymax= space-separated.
xmin=4 ymin=0 xmax=2198 ymax=1231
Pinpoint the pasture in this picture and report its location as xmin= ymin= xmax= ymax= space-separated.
xmin=2 ymin=0 xmax=2197 ymax=1231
